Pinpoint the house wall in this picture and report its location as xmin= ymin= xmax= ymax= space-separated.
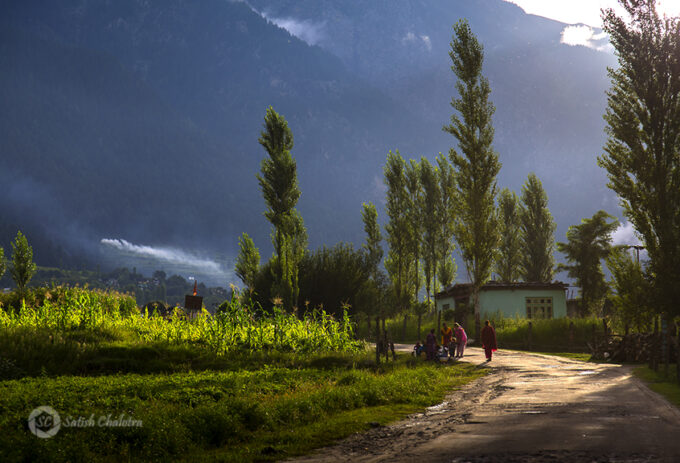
xmin=479 ymin=288 xmax=567 ymax=319
xmin=435 ymin=296 xmax=456 ymax=314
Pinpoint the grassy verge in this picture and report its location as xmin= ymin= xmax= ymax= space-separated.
xmin=0 ymin=349 xmax=485 ymax=462
xmin=633 ymin=364 xmax=680 ymax=409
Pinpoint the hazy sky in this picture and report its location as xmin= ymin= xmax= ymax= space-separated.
xmin=504 ymin=0 xmax=680 ymax=27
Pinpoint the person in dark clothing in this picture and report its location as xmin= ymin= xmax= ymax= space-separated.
xmin=480 ymin=320 xmax=497 ymax=361
xmin=425 ymin=329 xmax=437 ymax=361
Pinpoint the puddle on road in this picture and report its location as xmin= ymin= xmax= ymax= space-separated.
xmin=578 ymin=370 xmax=596 ymax=375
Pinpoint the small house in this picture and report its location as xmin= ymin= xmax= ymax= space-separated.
xmin=435 ymin=281 xmax=569 ymax=320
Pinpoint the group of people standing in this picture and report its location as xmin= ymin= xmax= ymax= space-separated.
xmin=415 ymin=320 xmax=497 ymax=362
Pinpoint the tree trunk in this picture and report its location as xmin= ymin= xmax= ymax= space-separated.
xmin=651 ymin=315 xmax=659 ymax=371
xmin=382 ymin=317 xmax=386 ymax=335
xmin=663 ymin=313 xmax=670 ymax=377
xmin=402 ymin=314 xmax=408 ymax=341
xmin=437 ymin=309 xmax=441 ymax=340
xmin=473 ymin=288 xmax=481 ymax=344
xmin=375 ymin=316 xmax=380 ymax=365
xmin=417 ymin=313 xmax=422 ymax=342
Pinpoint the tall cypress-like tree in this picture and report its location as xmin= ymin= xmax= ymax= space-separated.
xmin=256 ymin=106 xmax=306 ymax=309
xmin=360 ymin=201 xmax=384 ymax=329
xmin=384 ymin=150 xmax=414 ymax=318
xmin=405 ymin=159 xmax=423 ymax=307
xmin=443 ymin=20 xmax=500 ymax=336
xmin=436 ymin=153 xmax=457 ymax=291
xmin=361 ymin=202 xmax=383 ymax=280
xmin=235 ymin=232 xmax=260 ymax=292
xmin=10 ymin=231 xmax=36 ymax=298
xmin=598 ymin=1 xmax=680 ymax=323
xmin=420 ymin=157 xmax=440 ymax=304
xmin=557 ymin=211 xmax=619 ymax=314
xmin=495 ymin=188 xmax=523 ymax=282
xmin=520 ymin=173 xmax=556 ymax=282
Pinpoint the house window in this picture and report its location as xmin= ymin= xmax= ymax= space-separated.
xmin=525 ymin=297 xmax=553 ymax=319
xmin=442 ymin=304 xmax=450 ymax=311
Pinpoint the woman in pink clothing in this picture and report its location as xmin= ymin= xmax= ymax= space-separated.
xmin=454 ymin=323 xmax=467 ymax=358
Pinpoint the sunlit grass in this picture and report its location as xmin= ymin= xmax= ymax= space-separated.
xmin=633 ymin=365 xmax=680 ymax=409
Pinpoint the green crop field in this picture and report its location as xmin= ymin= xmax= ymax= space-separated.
xmin=0 ymin=287 xmax=485 ymax=461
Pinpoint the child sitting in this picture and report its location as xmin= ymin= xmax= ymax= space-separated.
xmin=412 ymin=341 xmax=425 ymax=357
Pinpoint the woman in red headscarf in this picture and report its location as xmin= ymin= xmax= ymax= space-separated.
xmin=481 ymin=320 xmax=497 ymax=362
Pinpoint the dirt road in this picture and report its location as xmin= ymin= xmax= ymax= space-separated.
xmin=291 ymin=347 xmax=680 ymax=462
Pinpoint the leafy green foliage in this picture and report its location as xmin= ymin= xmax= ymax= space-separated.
xmin=384 ymin=150 xmax=414 ymax=315
xmin=495 ymin=188 xmax=523 ymax=282
xmin=361 ymin=202 xmax=383 ymax=278
xmin=257 ymin=107 xmax=307 ymax=310
xmin=606 ymin=247 xmax=654 ymax=332
xmin=0 ymin=352 xmax=483 ymax=462
xmin=598 ymin=2 xmax=680 ymax=318
xmin=405 ymin=159 xmax=424 ymax=304
xmin=0 ymin=287 xmax=360 ymax=356
xmin=0 ymin=246 xmax=5 ymax=281
xmin=420 ymin=157 xmax=440 ymax=303
xmin=235 ymin=232 xmax=260 ymax=291
xmin=444 ymin=19 xmax=500 ymax=320
xmin=490 ymin=315 xmax=602 ymax=352
xmin=10 ymin=231 xmax=36 ymax=297
xmin=298 ymin=242 xmax=371 ymax=318
xmin=436 ymin=153 xmax=458 ymax=289
xmin=557 ymin=210 xmax=619 ymax=314
xmin=520 ymin=173 xmax=556 ymax=282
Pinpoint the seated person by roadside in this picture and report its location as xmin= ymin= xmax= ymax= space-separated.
xmin=413 ymin=341 xmax=425 ymax=357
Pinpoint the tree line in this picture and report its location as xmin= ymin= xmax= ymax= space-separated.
xmin=235 ymin=1 xmax=679 ymax=348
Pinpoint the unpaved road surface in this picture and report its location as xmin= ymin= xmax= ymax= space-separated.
xmin=291 ymin=347 xmax=680 ymax=462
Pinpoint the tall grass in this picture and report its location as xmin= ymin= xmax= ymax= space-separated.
xmin=0 ymin=286 xmax=362 ymax=360
xmin=490 ymin=313 xmax=602 ymax=352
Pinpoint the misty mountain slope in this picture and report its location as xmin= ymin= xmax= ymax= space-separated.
xmin=0 ymin=27 xmax=231 ymax=251
xmin=1 ymin=0 xmax=627 ymax=283
xmin=250 ymin=0 xmax=621 ymax=235
xmin=1 ymin=0 xmax=435 ymax=269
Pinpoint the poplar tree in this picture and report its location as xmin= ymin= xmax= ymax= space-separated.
xmin=10 ymin=231 xmax=36 ymax=298
xmin=235 ymin=232 xmax=260 ymax=292
xmin=0 ymin=247 xmax=5 ymax=281
xmin=257 ymin=106 xmax=306 ymax=309
xmin=557 ymin=211 xmax=619 ymax=314
xmin=599 ymin=1 xmax=680 ymax=322
xmin=495 ymin=188 xmax=523 ymax=282
xmin=520 ymin=173 xmax=555 ymax=282
xmin=436 ymin=153 xmax=457 ymax=290
xmin=443 ymin=20 xmax=501 ymax=336
xmin=405 ymin=159 xmax=423 ymax=306
xmin=384 ymin=150 xmax=414 ymax=317
xmin=361 ymin=202 xmax=383 ymax=279
xmin=419 ymin=157 xmax=440 ymax=304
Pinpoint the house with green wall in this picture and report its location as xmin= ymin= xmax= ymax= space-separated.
xmin=435 ymin=281 xmax=569 ymax=321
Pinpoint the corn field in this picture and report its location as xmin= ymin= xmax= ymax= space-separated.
xmin=0 ymin=286 xmax=362 ymax=354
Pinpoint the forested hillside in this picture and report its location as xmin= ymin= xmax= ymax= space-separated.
xmin=1 ymin=0 xmax=617 ymax=281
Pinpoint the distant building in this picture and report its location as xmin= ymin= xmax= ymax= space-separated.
xmin=435 ymin=281 xmax=569 ymax=320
